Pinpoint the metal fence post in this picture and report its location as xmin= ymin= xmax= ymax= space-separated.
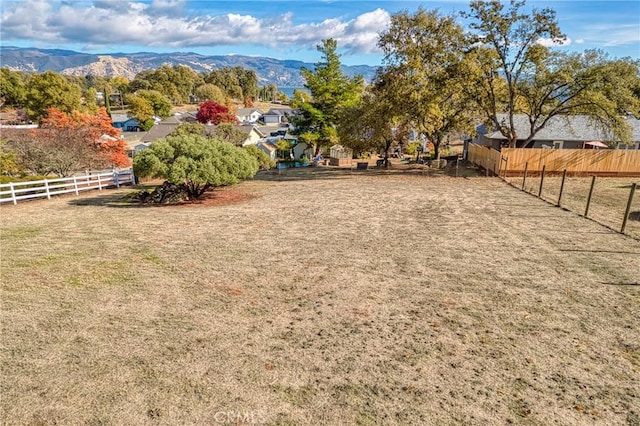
xmin=584 ymin=176 xmax=596 ymax=217
xmin=557 ymin=169 xmax=567 ymax=207
xmin=522 ymin=162 xmax=528 ymax=191
xmin=538 ymin=165 xmax=546 ymax=198
xmin=621 ymin=183 xmax=637 ymax=234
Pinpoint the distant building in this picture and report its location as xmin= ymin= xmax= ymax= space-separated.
xmin=474 ymin=114 xmax=640 ymax=149
xmin=236 ymin=108 xmax=263 ymax=124
xmin=111 ymin=114 xmax=142 ymax=132
xmin=261 ymin=108 xmax=294 ymax=125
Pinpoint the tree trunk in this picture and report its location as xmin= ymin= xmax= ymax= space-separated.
xmin=384 ymin=139 xmax=392 ymax=167
xmin=433 ymin=136 xmax=442 ymax=160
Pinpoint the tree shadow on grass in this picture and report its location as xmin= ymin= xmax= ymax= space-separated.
xmin=601 ymin=282 xmax=640 ymax=286
xmin=254 ymin=163 xmax=481 ymax=181
xmin=559 ymin=249 xmax=640 ymax=255
xmin=67 ymin=192 xmax=145 ymax=208
xmin=628 ymin=211 xmax=640 ymax=221
xmin=68 ymin=184 xmax=255 ymax=209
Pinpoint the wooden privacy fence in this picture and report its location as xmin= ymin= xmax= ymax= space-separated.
xmin=467 ymin=143 xmax=502 ymax=175
xmin=0 ymin=169 xmax=135 ymax=205
xmin=500 ymin=148 xmax=640 ymax=176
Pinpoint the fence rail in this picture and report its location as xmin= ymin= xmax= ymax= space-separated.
xmin=0 ymin=169 xmax=135 ymax=205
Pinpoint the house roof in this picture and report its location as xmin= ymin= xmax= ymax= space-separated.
xmin=482 ymin=114 xmax=640 ymax=142
xmin=111 ymin=114 xmax=133 ymax=123
xmin=263 ymin=107 xmax=294 ymax=116
xmin=140 ymin=122 xmax=181 ymax=143
xmin=138 ymin=113 xmax=205 ymax=143
xmin=160 ymin=115 xmax=184 ymax=125
xmin=207 ymin=124 xmax=265 ymax=138
xmin=283 ymin=131 xmax=297 ymax=141
xmin=237 ymin=108 xmax=263 ymax=116
xmin=236 ymin=125 xmax=265 ymax=137
xmin=99 ymin=134 xmax=119 ymax=142
xmin=258 ymin=141 xmax=277 ymax=152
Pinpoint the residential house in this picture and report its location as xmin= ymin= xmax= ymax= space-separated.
xmin=111 ymin=114 xmax=142 ymax=132
xmin=293 ymin=142 xmax=314 ymax=159
xmin=124 ymin=143 xmax=150 ymax=158
xmin=139 ymin=115 xmax=267 ymax=145
xmin=283 ymin=130 xmax=298 ymax=144
xmin=257 ymin=141 xmax=278 ymax=160
xmin=474 ymin=114 xmax=640 ymax=149
xmin=234 ymin=125 xmax=266 ymax=146
xmin=261 ymin=107 xmax=294 ymax=125
xmin=139 ymin=115 xmax=183 ymax=143
xmin=236 ymin=108 xmax=263 ymax=124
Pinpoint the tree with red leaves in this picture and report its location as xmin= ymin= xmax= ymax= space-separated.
xmin=196 ymin=101 xmax=237 ymax=125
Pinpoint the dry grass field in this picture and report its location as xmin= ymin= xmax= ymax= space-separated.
xmin=508 ymin=175 xmax=640 ymax=240
xmin=1 ymin=170 xmax=639 ymax=425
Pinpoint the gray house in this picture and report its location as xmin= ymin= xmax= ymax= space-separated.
xmin=261 ymin=108 xmax=294 ymax=125
xmin=140 ymin=116 xmax=183 ymax=143
xmin=474 ymin=114 xmax=640 ymax=149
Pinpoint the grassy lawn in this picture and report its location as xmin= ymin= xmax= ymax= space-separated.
xmin=1 ymin=172 xmax=639 ymax=425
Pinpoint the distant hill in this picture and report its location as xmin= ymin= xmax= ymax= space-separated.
xmin=0 ymin=46 xmax=379 ymax=87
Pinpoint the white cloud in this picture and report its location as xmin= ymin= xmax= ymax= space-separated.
xmin=575 ymin=39 xmax=585 ymax=44
xmin=0 ymin=0 xmax=390 ymax=54
xmin=595 ymin=24 xmax=640 ymax=47
xmin=537 ymin=37 xmax=572 ymax=47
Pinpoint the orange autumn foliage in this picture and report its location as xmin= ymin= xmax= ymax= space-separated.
xmin=41 ymin=107 xmax=130 ymax=167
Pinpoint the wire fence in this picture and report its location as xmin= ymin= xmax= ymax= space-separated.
xmin=467 ymin=145 xmax=640 ymax=238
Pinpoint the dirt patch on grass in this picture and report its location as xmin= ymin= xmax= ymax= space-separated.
xmin=175 ymin=186 xmax=257 ymax=208
xmin=1 ymin=174 xmax=639 ymax=425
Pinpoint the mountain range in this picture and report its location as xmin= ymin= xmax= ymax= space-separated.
xmin=0 ymin=46 xmax=379 ymax=87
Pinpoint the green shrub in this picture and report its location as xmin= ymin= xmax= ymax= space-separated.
xmin=133 ymin=134 xmax=259 ymax=201
xmin=244 ymin=145 xmax=276 ymax=170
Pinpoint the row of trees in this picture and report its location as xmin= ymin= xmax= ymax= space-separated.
xmin=0 ymin=65 xmax=287 ymax=125
xmin=293 ymin=0 xmax=640 ymax=159
xmin=2 ymin=107 xmax=130 ymax=177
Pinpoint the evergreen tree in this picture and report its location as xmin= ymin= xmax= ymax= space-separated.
xmin=292 ymin=39 xmax=364 ymax=154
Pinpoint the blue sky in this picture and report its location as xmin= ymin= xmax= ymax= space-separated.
xmin=1 ymin=0 xmax=638 ymax=65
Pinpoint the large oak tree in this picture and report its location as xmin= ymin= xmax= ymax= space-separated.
xmin=378 ymin=8 xmax=475 ymax=158
xmin=462 ymin=0 xmax=639 ymax=147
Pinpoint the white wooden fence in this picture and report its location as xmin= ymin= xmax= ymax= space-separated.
xmin=0 ymin=169 xmax=135 ymax=205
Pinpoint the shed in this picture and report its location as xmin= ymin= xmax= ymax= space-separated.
xmin=329 ymin=144 xmax=353 ymax=166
